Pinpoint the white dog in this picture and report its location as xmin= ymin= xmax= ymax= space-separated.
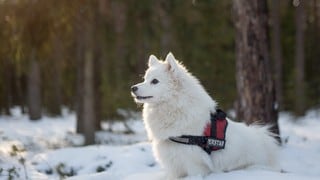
xmin=131 ymin=53 xmax=279 ymax=179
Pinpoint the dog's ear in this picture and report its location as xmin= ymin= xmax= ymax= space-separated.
xmin=165 ymin=52 xmax=178 ymax=72
xmin=148 ymin=55 xmax=160 ymax=67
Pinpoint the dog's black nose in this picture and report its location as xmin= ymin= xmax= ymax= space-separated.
xmin=131 ymin=86 xmax=138 ymax=92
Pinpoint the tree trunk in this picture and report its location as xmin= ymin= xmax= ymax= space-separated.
xmin=271 ymin=0 xmax=283 ymax=111
xmin=315 ymin=0 xmax=320 ymax=107
xmin=93 ymin=11 xmax=103 ymax=130
xmin=75 ymin=2 xmax=96 ymax=145
xmin=294 ymin=0 xmax=306 ymax=116
xmin=47 ymin=36 xmax=62 ymax=116
xmin=112 ymin=1 xmax=127 ymax=85
xmin=82 ymin=52 xmax=96 ymax=145
xmin=94 ymin=57 xmax=102 ymax=131
xmin=1 ymin=60 xmax=12 ymax=115
xmin=75 ymin=30 xmax=85 ymax=133
xmin=27 ymin=50 xmax=42 ymax=120
xmin=233 ymin=0 xmax=280 ymax=141
xmin=75 ymin=47 xmax=96 ymax=145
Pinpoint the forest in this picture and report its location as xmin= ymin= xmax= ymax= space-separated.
xmin=0 ymin=0 xmax=320 ymax=138
xmin=1 ymin=0 xmax=320 ymax=179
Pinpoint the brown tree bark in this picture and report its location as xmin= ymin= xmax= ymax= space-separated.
xmin=233 ymin=0 xmax=280 ymax=141
xmin=294 ymin=0 xmax=306 ymax=116
xmin=94 ymin=9 xmax=103 ymax=131
xmin=76 ymin=28 xmax=85 ymax=135
xmin=112 ymin=1 xmax=127 ymax=85
xmin=47 ymin=36 xmax=62 ymax=116
xmin=1 ymin=60 xmax=13 ymax=115
xmin=27 ymin=50 xmax=42 ymax=120
xmin=75 ymin=2 xmax=96 ymax=145
xmin=82 ymin=52 xmax=96 ymax=145
xmin=271 ymin=0 xmax=283 ymax=111
xmin=315 ymin=0 xmax=320 ymax=107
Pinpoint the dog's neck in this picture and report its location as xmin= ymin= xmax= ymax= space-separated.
xmin=143 ymin=95 xmax=217 ymax=141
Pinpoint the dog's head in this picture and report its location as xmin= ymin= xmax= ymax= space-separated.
xmin=131 ymin=52 xmax=182 ymax=104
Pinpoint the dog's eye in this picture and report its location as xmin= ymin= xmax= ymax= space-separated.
xmin=151 ymin=79 xmax=159 ymax=84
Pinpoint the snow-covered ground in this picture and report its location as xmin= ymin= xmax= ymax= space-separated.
xmin=0 ymin=107 xmax=320 ymax=180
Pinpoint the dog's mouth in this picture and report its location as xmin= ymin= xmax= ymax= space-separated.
xmin=131 ymin=91 xmax=153 ymax=101
xmin=136 ymin=96 xmax=153 ymax=100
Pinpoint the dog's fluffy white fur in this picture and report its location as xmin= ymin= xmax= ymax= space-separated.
xmin=131 ymin=53 xmax=279 ymax=178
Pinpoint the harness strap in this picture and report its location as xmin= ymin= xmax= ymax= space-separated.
xmin=169 ymin=109 xmax=228 ymax=154
xmin=169 ymin=135 xmax=225 ymax=154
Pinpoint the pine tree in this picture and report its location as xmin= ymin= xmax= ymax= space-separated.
xmin=232 ymin=0 xmax=280 ymax=141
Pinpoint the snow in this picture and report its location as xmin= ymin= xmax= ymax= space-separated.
xmin=1 ymin=107 xmax=320 ymax=180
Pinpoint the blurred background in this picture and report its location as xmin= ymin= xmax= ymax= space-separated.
xmin=1 ymin=1 xmax=320 ymax=178
xmin=0 ymin=0 xmax=319 ymax=125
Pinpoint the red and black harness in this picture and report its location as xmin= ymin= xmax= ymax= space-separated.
xmin=169 ymin=109 xmax=228 ymax=154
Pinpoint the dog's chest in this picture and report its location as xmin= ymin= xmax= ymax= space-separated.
xmin=143 ymin=106 xmax=209 ymax=140
xmin=153 ymin=139 xmax=212 ymax=173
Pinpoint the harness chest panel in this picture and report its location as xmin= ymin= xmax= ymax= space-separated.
xmin=169 ymin=109 xmax=228 ymax=154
